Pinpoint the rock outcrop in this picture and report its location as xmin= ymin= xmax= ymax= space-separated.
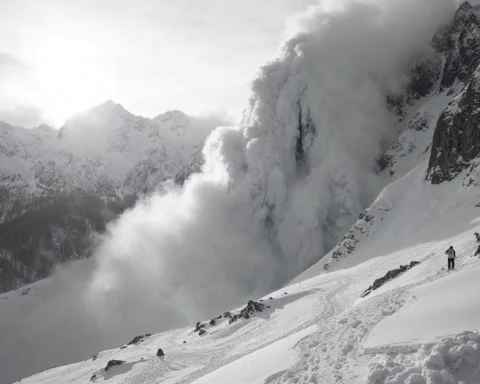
xmin=428 ymin=67 xmax=480 ymax=183
xmin=427 ymin=2 xmax=480 ymax=184
xmin=104 ymin=360 xmax=124 ymax=372
xmin=361 ymin=261 xmax=420 ymax=297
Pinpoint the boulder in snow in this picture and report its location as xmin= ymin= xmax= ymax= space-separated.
xmin=105 ymin=360 xmax=124 ymax=372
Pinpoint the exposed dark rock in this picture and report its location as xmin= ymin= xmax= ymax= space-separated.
xmin=295 ymin=102 xmax=316 ymax=174
xmin=229 ymin=300 xmax=267 ymax=324
xmin=427 ymin=69 xmax=480 ymax=183
xmin=145 ymin=333 xmax=152 ymax=337
xmin=361 ymin=261 xmax=420 ymax=297
xmin=183 ymin=341 xmax=186 ymax=344
xmin=438 ymin=2 xmax=480 ymax=91
xmin=426 ymin=3 xmax=480 ymax=183
xmin=105 ymin=360 xmax=124 ymax=372
xmin=377 ymin=153 xmax=395 ymax=173
xmin=120 ymin=345 xmax=127 ymax=349
xmin=194 ymin=322 xmax=206 ymax=333
xmin=406 ymin=58 xmax=442 ymax=105
xmin=223 ymin=311 xmax=231 ymax=318
xmin=198 ymin=329 xmax=207 ymax=336
xmin=127 ymin=335 xmax=144 ymax=345
xmin=156 ymin=348 xmax=164 ymax=357
xmin=209 ymin=319 xmax=216 ymax=326
xmin=475 ymin=232 xmax=480 ymax=256
xmin=90 ymin=374 xmax=96 ymax=381
xmin=92 ymin=353 xmax=98 ymax=361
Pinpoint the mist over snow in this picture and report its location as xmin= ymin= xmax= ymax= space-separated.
xmin=0 ymin=0 xmax=458 ymax=382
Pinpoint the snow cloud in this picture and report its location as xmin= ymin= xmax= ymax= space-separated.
xmin=0 ymin=0 xmax=457 ymax=382
xmin=85 ymin=0 xmax=456 ymax=357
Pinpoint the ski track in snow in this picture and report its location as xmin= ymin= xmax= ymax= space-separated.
xmin=14 ymin=158 xmax=480 ymax=384
xmin=262 ymin=253 xmax=480 ymax=384
xmin=263 ymin=279 xmax=411 ymax=384
xmin=18 ymin=254 xmax=480 ymax=384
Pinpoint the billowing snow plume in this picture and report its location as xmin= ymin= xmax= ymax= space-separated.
xmin=1 ymin=0 xmax=458 ymax=382
xmin=88 ymin=0 xmax=455 ymax=329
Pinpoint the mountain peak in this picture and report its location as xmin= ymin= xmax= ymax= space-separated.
xmin=33 ymin=123 xmax=53 ymax=131
xmin=454 ymin=1 xmax=480 ymax=19
xmin=154 ymin=110 xmax=188 ymax=122
xmin=91 ymin=100 xmax=131 ymax=117
xmin=458 ymin=1 xmax=472 ymax=11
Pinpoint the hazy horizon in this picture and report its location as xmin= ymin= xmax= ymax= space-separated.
xmin=0 ymin=0 xmax=317 ymax=128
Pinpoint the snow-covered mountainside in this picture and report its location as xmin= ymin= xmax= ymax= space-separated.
xmin=0 ymin=101 xmax=222 ymax=197
xmin=323 ymin=1 xmax=480 ymax=270
xmin=0 ymin=103 xmax=225 ymax=293
xmin=5 ymin=2 xmax=480 ymax=384
xmin=9 ymin=161 xmax=480 ymax=384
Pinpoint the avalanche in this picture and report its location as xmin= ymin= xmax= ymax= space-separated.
xmin=5 ymin=0 xmax=480 ymax=383
xmin=88 ymin=0 xmax=456 ymax=329
xmin=14 ymin=162 xmax=480 ymax=383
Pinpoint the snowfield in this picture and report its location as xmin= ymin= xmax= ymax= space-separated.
xmin=14 ymin=160 xmax=480 ymax=384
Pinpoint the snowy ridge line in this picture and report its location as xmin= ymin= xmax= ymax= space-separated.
xmin=0 ymin=102 xmax=225 ymax=197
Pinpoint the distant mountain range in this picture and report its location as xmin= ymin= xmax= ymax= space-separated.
xmin=0 ymin=100 xmax=227 ymax=197
xmin=0 ymin=102 xmax=227 ymax=292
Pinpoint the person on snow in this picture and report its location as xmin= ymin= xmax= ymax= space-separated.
xmin=446 ymin=246 xmax=456 ymax=270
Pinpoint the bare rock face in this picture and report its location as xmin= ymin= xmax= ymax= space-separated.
xmin=426 ymin=2 xmax=480 ymax=184
xmin=428 ymin=67 xmax=480 ymax=183
xmin=406 ymin=57 xmax=443 ymax=106
xmin=437 ymin=2 xmax=480 ymax=92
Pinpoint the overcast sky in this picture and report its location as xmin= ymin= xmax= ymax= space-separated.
xmin=0 ymin=0 xmax=317 ymax=127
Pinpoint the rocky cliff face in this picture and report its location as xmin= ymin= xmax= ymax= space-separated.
xmin=324 ymin=2 xmax=480 ymax=269
xmin=427 ymin=2 xmax=480 ymax=184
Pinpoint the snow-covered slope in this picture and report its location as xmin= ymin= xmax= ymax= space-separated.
xmin=0 ymin=101 xmax=225 ymax=197
xmin=13 ymin=163 xmax=480 ymax=384
xmin=322 ymin=1 xmax=480 ymax=270
xmin=6 ymin=2 xmax=480 ymax=384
